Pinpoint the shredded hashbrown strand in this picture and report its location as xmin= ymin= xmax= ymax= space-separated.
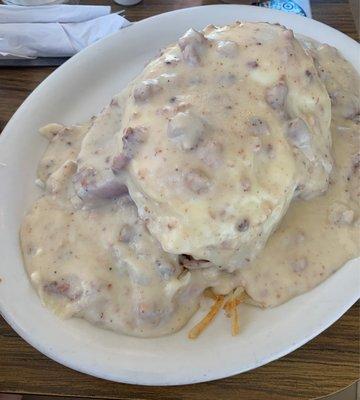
xmin=188 ymin=295 xmax=225 ymax=339
xmin=189 ymin=288 xmax=248 ymax=339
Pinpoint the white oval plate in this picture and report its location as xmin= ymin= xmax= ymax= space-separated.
xmin=0 ymin=5 xmax=359 ymax=386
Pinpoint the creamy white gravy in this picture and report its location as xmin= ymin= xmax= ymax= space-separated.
xmin=20 ymin=23 xmax=359 ymax=337
xmin=121 ymin=23 xmax=333 ymax=271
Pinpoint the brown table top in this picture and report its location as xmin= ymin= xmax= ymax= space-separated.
xmin=0 ymin=1 xmax=359 ymax=399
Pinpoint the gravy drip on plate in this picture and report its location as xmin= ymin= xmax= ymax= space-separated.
xmin=20 ymin=25 xmax=359 ymax=337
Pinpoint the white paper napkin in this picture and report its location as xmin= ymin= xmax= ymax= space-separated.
xmin=0 ymin=5 xmax=130 ymax=59
xmin=0 ymin=4 xmax=111 ymax=23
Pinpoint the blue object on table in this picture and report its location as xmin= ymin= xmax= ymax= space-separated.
xmin=252 ymin=0 xmax=307 ymax=16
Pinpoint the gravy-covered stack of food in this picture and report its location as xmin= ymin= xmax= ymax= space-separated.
xmin=20 ymin=22 xmax=359 ymax=337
